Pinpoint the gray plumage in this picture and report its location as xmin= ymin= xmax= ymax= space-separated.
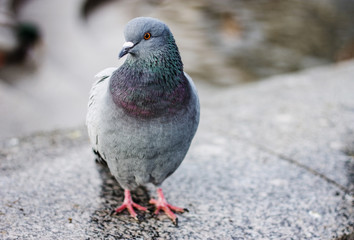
xmin=86 ymin=17 xmax=200 ymax=191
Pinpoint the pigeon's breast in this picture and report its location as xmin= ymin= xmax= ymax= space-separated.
xmin=109 ymin=73 xmax=191 ymax=119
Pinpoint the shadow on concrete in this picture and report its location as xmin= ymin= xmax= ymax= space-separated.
xmin=88 ymin=162 xmax=161 ymax=238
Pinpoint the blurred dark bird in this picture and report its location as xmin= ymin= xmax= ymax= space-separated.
xmin=0 ymin=8 xmax=41 ymax=68
xmin=86 ymin=17 xmax=200 ymax=225
xmin=5 ymin=22 xmax=41 ymax=65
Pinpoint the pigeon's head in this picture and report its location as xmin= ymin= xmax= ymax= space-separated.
xmin=119 ymin=17 xmax=176 ymax=59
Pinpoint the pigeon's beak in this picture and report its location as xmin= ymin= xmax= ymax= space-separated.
xmin=119 ymin=41 xmax=134 ymax=59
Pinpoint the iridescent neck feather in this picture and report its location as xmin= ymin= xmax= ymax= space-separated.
xmin=109 ymin=38 xmax=190 ymax=119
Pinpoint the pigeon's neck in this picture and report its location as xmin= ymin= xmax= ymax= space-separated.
xmin=109 ymin=44 xmax=190 ymax=119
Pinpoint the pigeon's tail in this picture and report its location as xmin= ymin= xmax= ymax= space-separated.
xmin=92 ymin=148 xmax=108 ymax=166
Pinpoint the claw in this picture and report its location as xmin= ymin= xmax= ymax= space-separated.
xmin=149 ymin=188 xmax=186 ymax=225
xmin=115 ymin=189 xmax=147 ymax=220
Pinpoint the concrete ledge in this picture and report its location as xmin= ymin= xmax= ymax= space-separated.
xmin=1 ymin=62 xmax=354 ymax=239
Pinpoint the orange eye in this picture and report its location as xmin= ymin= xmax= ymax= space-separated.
xmin=144 ymin=32 xmax=151 ymax=40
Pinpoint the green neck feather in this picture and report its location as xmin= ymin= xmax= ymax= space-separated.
xmin=109 ymin=36 xmax=190 ymax=119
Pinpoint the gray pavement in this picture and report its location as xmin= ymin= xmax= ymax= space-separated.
xmin=1 ymin=61 xmax=354 ymax=239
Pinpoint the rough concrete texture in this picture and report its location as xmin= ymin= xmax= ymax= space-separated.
xmin=1 ymin=61 xmax=354 ymax=239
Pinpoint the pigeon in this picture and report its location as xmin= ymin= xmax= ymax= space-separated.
xmin=86 ymin=17 xmax=200 ymax=225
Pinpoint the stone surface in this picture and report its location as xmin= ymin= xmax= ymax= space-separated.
xmin=1 ymin=61 xmax=354 ymax=239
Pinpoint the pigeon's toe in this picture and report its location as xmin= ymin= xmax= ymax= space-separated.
xmin=115 ymin=189 xmax=148 ymax=220
xmin=149 ymin=188 xmax=185 ymax=225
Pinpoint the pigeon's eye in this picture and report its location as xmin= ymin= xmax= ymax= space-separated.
xmin=143 ymin=32 xmax=151 ymax=40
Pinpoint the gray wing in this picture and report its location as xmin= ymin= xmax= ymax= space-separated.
xmin=184 ymin=71 xmax=200 ymax=121
xmin=86 ymin=67 xmax=117 ymax=161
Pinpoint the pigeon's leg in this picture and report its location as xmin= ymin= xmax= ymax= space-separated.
xmin=149 ymin=188 xmax=186 ymax=225
xmin=115 ymin=189 xmax=147 ymax=220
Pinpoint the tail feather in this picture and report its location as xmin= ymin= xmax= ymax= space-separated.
xmin=92 ymin=148 xmax=107 ymax=166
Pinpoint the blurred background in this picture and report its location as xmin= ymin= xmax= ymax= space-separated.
xmin=1 ymin=0 xmax=354 ymax=140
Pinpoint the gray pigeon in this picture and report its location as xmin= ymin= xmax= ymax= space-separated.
xmin=86 ymin=17 xmax=200 ymax=224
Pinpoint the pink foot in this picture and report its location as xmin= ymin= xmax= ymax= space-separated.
xmin=149 ymin=188 xmax=186 ymax=225
xmin=115 ymin=189 xmax=147 ymax=220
